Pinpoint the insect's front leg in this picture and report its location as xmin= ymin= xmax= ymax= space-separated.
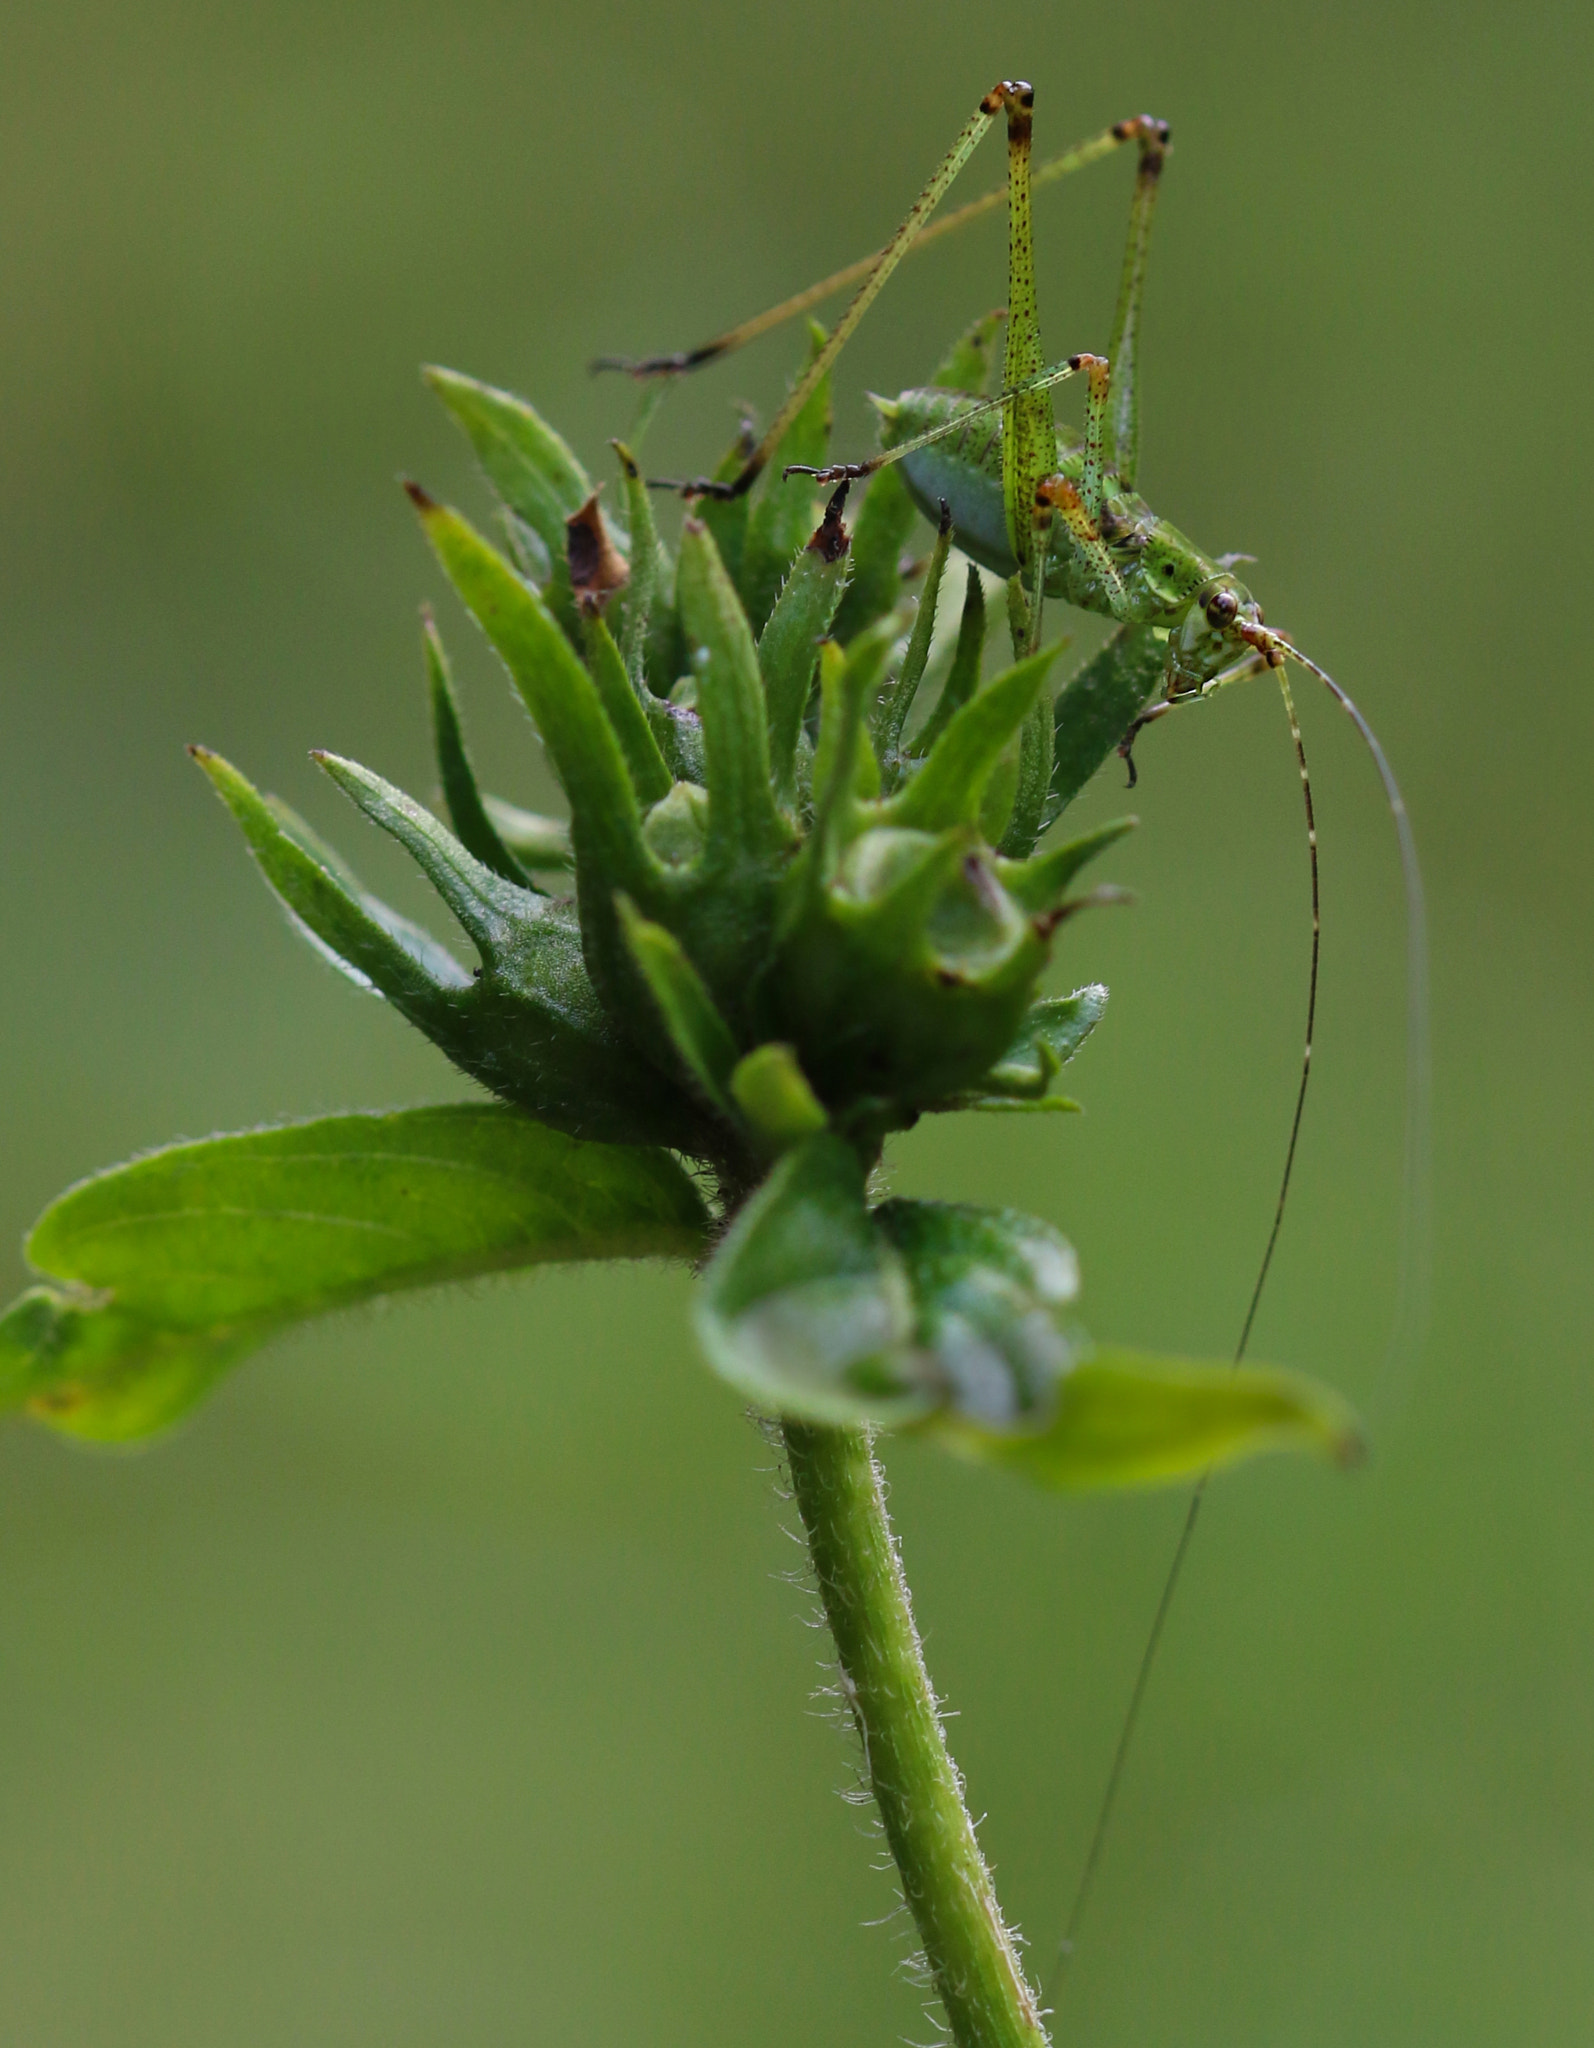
xmin=1115 ymin=645 xmax=1272 ymax=786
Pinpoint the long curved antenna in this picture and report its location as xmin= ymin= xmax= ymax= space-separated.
xmin=1044 ymin=665 xmax=1324 ymax=2008
xmin=592 ymin=119 xmax=1152 ymax=381
xmin=1262 ymin=634 xmax=1433 ymax=1414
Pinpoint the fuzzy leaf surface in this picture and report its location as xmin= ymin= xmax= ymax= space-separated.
xmin=2 ymin=1106 xmax=711 ymax=1442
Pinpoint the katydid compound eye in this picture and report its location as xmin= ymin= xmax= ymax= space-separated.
xmin=1206 ymin=589 xmax=1240 ymax=626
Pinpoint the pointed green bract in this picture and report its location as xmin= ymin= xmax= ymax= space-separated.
xmin=1 ymin=1106 xmax=710 ymax=1442
xmin=804 ymin=614 xmax=900 ymax=874
xmin=832 ymin=465 xmax=914 ymax=646
xmin=758 ymin=515 xmax=851 ymax=803
xmin=425 ymin=366 xmax=591 ymax=640
xmin=885 ymin=642 xmax=1062 ymax=833
xmin=998 ymin=696 xmax=1057 ymax=857
xmin=582 ymin=611 xmax=673 ymax=806
xmin=196 ymin=749 xmax=707 ymax=1151
xmin=933 ymin=307 xmax=1008 ymax=394
xmin=617 ymin=894 xmax=740 ymax=1118
xmin=192 ymin=747 xmax=469 ymax=1014
xmin=939 ymin=1348 xmax=1363 ymax=1489
xmin=996 ymin=817 xmax=1136 ymax=915
xmin=612 ymin=439 xmax=674 ymax=691
xmin=424 ymin=612 xmax=536 ymax=888
xmin=410 ymin=488 xmax=666 ymax=1005
xmin=982 ymin=985 xmax=1107 ymax=1094
xmin=314 ymin=750 xmax=532 ymax=953
xmin=696 ymin=419 xmax=756 ymax=591
xmin=695 ymin=1135 xmax=931 ymax=1428
xmin=676 ymin=518 xmax=788 ymax=866
xmin=913 ymin=563 xmax=988 ymax=755
xmin=739 ymin=324 xmax=832 ymax=635
xmin=875 ymin=508 xmax=952 ymax=764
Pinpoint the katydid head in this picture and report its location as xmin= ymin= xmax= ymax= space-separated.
xmin=1167 ymin=572 xmax=1267 ymax=690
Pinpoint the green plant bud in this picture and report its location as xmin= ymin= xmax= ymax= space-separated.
xmin=642 ymin=780 xmax=711 ymax=869
xmin=769 ymin=823 xmax=1046 ymax=1114
xmin=729 ymin=1044 xmax=828 ymax=1153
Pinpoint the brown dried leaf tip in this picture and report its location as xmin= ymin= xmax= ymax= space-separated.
xmin=565 ymin=490 xmax=630 ymax=616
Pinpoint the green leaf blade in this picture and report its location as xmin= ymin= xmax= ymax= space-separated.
xmin=943 ymin=1347 xmax=1363 ymax=1490
xmin=12 ymin=1106 xmax=712 ymax=1441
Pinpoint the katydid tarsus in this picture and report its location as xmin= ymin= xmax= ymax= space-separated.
xmin=601 ymin=77 xmax=1429 ymax=2003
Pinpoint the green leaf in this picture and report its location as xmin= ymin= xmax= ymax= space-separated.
xmin=874 ymin=1199 xmax=1078 ymax=1428
xmin=1045 ymin=624 xmax=1166 ymax=828
xmin=616 ymin=894 xmax=740 ymax=1117
xmin=694 ymin=1135 xmax=932 ymax=1427
xmin=424 ymin=367 xmax=591 ymax=641
xmin=3 ymin=1106 xmax=712 ymax=1442
xmin=739 ymin=323 xmax=832 ymax=634
xmin=424 ymin=610 xmax=537 ymax=888
xmin=884 ymin=643 xmax=1062 ymax=834
xmin=939 ymin=1348 xmax=1363 ymax=1489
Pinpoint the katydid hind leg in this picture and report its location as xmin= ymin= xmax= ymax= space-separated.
xmin=1103 ymin=117 xmax=1169 ymax=489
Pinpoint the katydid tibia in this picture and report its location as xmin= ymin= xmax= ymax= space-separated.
xmin=599 ymin=76 xmax=1429 ymax=1998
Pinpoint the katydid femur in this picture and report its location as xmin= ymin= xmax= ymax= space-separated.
xmin=602 ymin=77 xmax=1430 ymax=1970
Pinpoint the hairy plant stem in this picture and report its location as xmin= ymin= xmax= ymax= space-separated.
xmin=782 ymin=1419 xmax=1051 ymax=2048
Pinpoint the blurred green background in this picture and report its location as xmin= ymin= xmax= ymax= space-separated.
xmin=2 ymin=1 xmax=1589 ymax=2041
